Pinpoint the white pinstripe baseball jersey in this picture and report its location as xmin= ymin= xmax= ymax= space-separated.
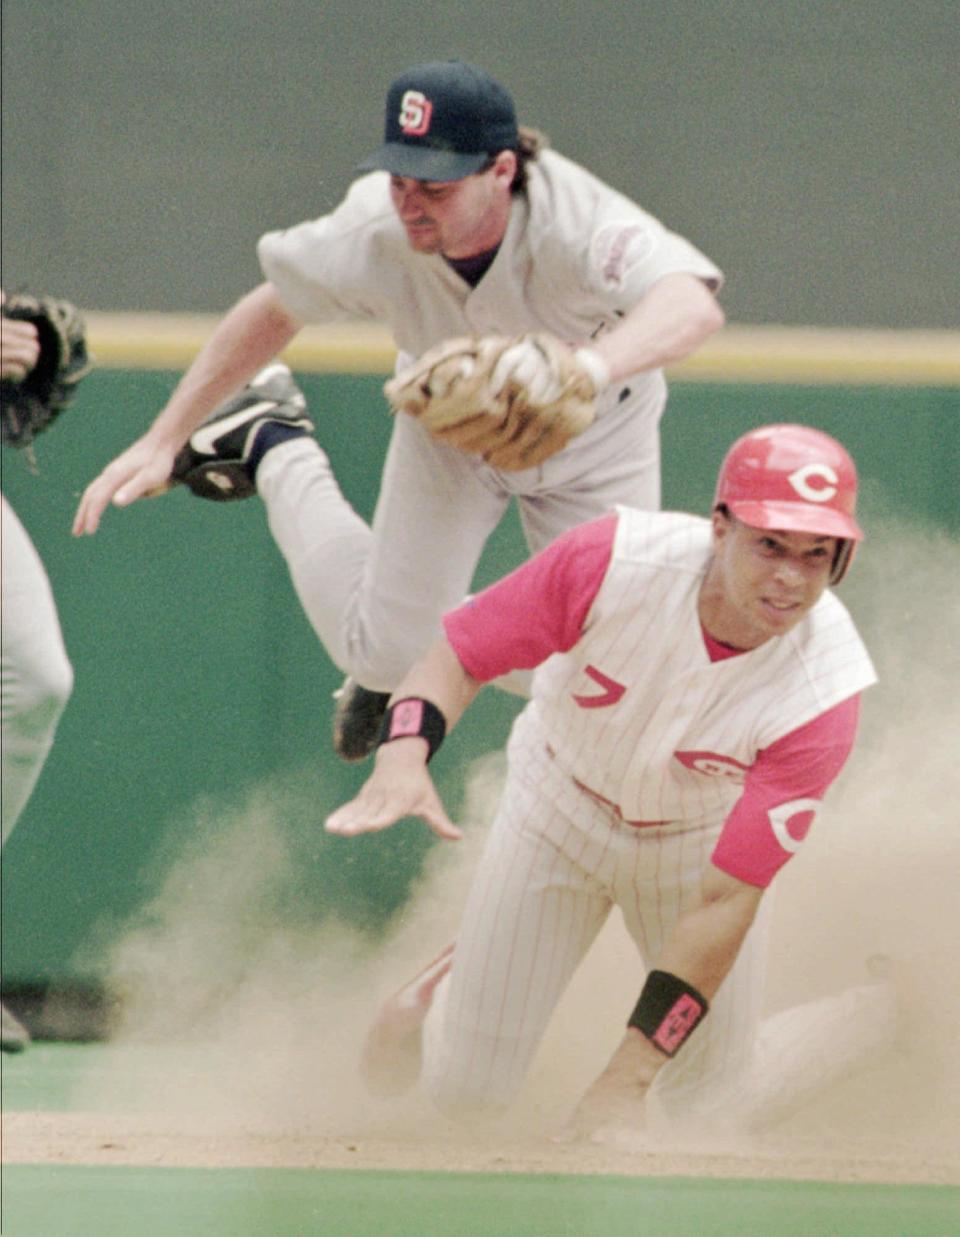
xmin=416 ymin=505 xmax=881 ymax=1126
xmin=521 ymin=506 xmax=876 ymax=824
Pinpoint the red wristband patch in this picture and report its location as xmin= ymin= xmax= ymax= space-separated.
xmin=628 ymin=970 xmax=709 ymax=1058
xmin=378 ymin=697 xmax=447 ymax=762
xmin=651 ymin=993 xmax=707 ymax=1055
xmin=388 ymin=698 xmax=425 ymax=739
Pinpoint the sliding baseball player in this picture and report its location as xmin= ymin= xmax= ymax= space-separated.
xmin=326 ymin=424 xmax=897 ymax=1136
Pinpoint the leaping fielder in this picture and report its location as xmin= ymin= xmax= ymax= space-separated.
xmin=72 ymin=58 xmax=723 ymax=764
xmin=327 ymin=424 xmax=897 ymax=1137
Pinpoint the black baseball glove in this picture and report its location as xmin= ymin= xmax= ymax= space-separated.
xmin=0 ymin=293 xmax=92 ymax=447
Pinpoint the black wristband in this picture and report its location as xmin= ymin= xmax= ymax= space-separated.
xmin=627 ymin=970 xmax=709 ymax=1058
xmin=377 ymin=697 xmax=447 ymax=763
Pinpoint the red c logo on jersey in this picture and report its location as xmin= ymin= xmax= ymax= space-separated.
xmin=675 ymin=751 xmax=750 ymax=784
xmin=399 ymin=90 xmax=433 ymax=136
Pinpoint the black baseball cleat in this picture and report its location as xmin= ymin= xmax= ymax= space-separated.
xmin=1 ymin=1000 xmax=31 ymax=1053
xmin=170 ymin=363 xmax=314 ymax=501
xmin=332 ymin=677 xmax=392 ymax=762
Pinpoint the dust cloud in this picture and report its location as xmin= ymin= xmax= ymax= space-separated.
xmin=81 ymin=523 xmax=959 ymax=1166
xmin=79 ymin=758 xmax=500 ymax=1138
xmin=757 ymin=518 xmax=960 ymax=1152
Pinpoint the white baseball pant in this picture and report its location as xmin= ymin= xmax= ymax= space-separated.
xmin=417 ymin=726 xmax=771 ymax=1122
xmin=1 ymin=495 xmax=73 ymax=843
xmin=256 ymin=386 xmax=662 ymax=692
xmin=418 ymin=729 xmax=897 ymax=1131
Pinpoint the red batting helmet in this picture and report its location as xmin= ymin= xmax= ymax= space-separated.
xmin=714 ymin=424 xmax=864 ymax=583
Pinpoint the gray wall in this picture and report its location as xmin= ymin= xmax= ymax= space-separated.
xmin=2 ymin=1 xmax=958 ymax=327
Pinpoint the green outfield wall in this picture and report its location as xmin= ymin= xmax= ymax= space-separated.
xmin=1 ymin=357 xmax=958 ymax=1002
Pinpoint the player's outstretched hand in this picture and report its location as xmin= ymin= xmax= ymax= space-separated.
xmin=558 ymin=1029 xmax=657 ymax=1143
xmin=325 ymin=743 xmax=463 ymax=841
xmin=73 ymin=435 xmax=178 ymax=535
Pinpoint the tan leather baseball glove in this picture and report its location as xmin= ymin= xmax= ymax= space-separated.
xmin=384 ymin=333 xmax=608 ymax=470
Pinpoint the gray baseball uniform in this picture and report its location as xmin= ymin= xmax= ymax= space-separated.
xmin=1 ymin=494 xmax=73 ymax=842
xmin=254 ymin=151 xmax=722 ymax=690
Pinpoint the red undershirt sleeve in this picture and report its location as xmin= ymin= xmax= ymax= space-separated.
xmin=711 ymin=694 xmax=862 ymax=887
xmin=442 ymin=512 xmax=618 ymax=683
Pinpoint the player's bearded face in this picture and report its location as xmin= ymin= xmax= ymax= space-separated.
xmin=389 ymin=164 xmax=510 ymax=259
xmin=701 ymin=513 xmax=836 ymax=648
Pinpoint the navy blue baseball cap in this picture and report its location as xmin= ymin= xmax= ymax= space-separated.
xmin=358 ymin=60 xmax=519 ymax=182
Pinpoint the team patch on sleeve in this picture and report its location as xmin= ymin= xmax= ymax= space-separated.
xmin=712 ymin=795 xmax=821 ymax=887
xmin=590 ymin=221 xmax=656 ymax=288
xmin=709 ymin=697 xmax=861 ymax=887
xmin=767 ymin=798 xmax=820 ymax=854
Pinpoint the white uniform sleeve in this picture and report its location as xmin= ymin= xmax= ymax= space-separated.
xmin=257 ymin=175 xmax=398 ymax=325
xmin=527 ymin=152 xmax=723 ymax=319
xmin=585 ymin=214 xmax=723 ymax=306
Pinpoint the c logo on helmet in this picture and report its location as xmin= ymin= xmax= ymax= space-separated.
xmin=787 ymin=463 xmax=838 ymax=503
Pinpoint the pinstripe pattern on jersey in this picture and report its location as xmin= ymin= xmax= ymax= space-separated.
xmin=534 ymin=508 xmax=876 ymax=823
xmin=419 ymin=508 xmax=874 ymax=1123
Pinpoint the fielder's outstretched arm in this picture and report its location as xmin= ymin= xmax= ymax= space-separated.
xmin=325 ymin=637 xmax=482 ymax=841
xmin=73 ymin=282 xmax=302 ymax=535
